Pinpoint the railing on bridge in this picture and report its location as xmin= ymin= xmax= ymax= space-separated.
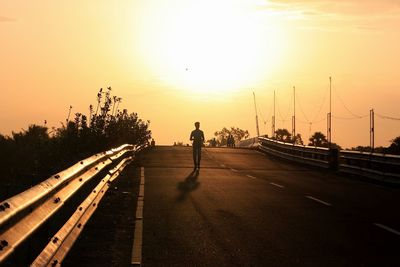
xmin=339 ymin=150 xmax=400 ymax=182
xmin=256 ymin=137 xmax=338 ymax=169
xmin=0 ymin=144 xmax=143 ymax=266
xmin=239 ymin=136 xmax=400 ymax=183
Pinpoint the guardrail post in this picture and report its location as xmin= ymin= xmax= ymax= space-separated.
xmin=329 ymin=148 xmax=339 ymax=170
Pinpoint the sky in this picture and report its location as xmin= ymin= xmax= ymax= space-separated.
xmin=1 ymin=0 xmax=400 ymax=148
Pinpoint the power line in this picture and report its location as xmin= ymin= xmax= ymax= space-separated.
xmin=312 ymin=84 xmax=329 ymax=122
xmin=376 ymin=113 xmax=400 ymax=121
xmin=276 ymin=93 xmax=292 ymax=123
xmin=332 ymin=115 xmax=368 ymax=120
xmin=332 ymin=84 xmax=366 ymax=118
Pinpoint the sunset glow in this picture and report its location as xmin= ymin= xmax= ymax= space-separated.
xmin=1 ymin=0 xmax=400 ymax=148
xmin=137 ymin=0 xmax=286 ymax=93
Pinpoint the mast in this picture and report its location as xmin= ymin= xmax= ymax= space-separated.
xmin=328 ymin=77 xmax=332 ymax=147
xmin=272 ymin=90 xmax=276 ymax=138
xmin=253 ymin=91 xmax=260 ymax=137
xmin=292 ymin=86 xmax=296 ymax=142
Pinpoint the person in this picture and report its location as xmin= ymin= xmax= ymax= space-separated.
xmin=190 ymin=122 xmax=205 ymax=170
xmin=227 ymin=134 xmax=233 ymax=147
xmin=211 ymin=138 xmax=217 ymax=147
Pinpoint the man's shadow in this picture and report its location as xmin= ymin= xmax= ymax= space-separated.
xmin=177 ymin=170 xmax=200 ymax=201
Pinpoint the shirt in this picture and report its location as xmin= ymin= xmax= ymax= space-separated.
xmin=190 ymin=129 xmax=205 ymax=147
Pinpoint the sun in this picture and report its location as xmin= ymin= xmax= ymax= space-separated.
xmin=137 ymin=0 xmax=285 ymax=94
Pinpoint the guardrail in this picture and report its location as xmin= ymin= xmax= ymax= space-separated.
xmin=339 ymin=150 xmax=400 ymax=182
xmin=0 ymin=144 xmax=142 ymax=265
xmin=257 ymin=137 xmax=338 ymax=169
xmin=237 ymin=137 xmax=259 ymax=148
xmin=244 ymin=136 xmax=399 ymax=183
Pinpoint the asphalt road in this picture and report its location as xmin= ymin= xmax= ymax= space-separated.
xmin=139 ymin=146 xmax=400 ymax=267
xmin=62 ymin=146 xmax=400 ymax=267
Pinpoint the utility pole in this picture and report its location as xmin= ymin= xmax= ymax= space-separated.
xmin=272 ymin=90 xmax=276 ymax=138
xmin=292 ymin=86 xmax=296 ymax=143
xmin=370 ymin=109 xmax=375 ymax=152
xmin=253 ymin=92 xmax=260 ymax=137
xmin=327 ymin=77 xmax=332 ymax=147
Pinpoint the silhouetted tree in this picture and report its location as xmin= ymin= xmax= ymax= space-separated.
xmin=388 ymin=136 xmax=400 ymax=155
xmin=214 ymin=126 xmax=249 ymax=146
xmin=294 ymin=133 xmax=304 ymax=145
xmin=308 ymin=131 xmax=341 ymax=149
xmin=0 ymin=87 xmax=151 ymax=201
xmin=308 ymin=131 xmax=328 ymax=147
xmin=274 ymin=128 xmax=291 ymax=142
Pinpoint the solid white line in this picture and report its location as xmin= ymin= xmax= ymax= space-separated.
xmin=131 ymin=220 xmax=143 ymax=266
xmin=131 ymin=167 xmax=144 ymax=266
xmin=305 ymin=196 xmax=332 ymax=206
xmin=270 ymin=182 xmax=284 ymax=188
xmin=246 ymin=175 xmax=256 ymax=179
xmin=374 ymin=223 xmax=400 ymax=236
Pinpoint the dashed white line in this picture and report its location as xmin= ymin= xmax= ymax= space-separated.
xmin=270 ymin=182 xmax=284 ymax=188
xmin=305 ymin=195 xmax=332 ymax=206
xmin=220 ymin=164 xmax=226 ymax=167
xmin=246 ymin=175 xmax=256 ymax=179
xmin=231 ymin=168 xmax=238 ymax=172
xmin=374 ymin=223 xmax=400 ymax=236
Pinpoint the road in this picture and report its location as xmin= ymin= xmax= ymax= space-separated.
xmin=66 ymin=146 xmax=400 ymax=266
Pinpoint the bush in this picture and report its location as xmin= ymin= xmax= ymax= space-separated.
xmin=0 ymin=87 xmax=151 ymax=200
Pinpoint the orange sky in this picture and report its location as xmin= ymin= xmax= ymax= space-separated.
xmin=1 ymin=0 xmax=400 ymax=148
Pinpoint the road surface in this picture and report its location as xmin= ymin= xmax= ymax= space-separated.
xmin=65 ymin=146 xmax=400 ymax=267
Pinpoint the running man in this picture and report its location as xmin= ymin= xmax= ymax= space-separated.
xmin=190 ymin=122 xmax=205 ymax=170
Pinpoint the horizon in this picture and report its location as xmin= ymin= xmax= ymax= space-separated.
xmin=1 ymin=0 xmax=400 ymax=148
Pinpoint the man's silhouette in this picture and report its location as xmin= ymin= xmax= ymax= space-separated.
xmin=190 ymin=122 xmax=205 ymax=170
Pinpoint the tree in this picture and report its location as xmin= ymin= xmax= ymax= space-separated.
xmin=294 ymin=133 xmax=304 ymax=145
xmin=388 ymin=136 xmax=400 ymax=155
xmin=308 ymin=131 xmax=328 ymax=147
xmin=274 ymin=128 xmax=291 ymax=142
xmin=0 ymin=87 xmax=152 ymax=200
xmin=214 ymin=126 xmax=249 ymax=146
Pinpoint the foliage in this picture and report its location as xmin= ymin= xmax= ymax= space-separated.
xmin=307 ymin=131 xmax=341 ymax=149
xmin=388 ymin=136 xmax=400 ymax=154
xmin=350 ymin=136 xmax=400 ymax=155
xmin=274 ymin=128 xmax=292 ymax=143
xmin=294 ymin=134 xmax=304 ymax=145
xmin=0 ymin=87 xmax=151 ymax=200
xmin=308 ymin=131 xmax=328 ymax=147
xmin=213 ymin=126 xmax=249 ymax=146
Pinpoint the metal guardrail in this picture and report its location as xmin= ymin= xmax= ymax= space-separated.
xmin=237 ymin=137 xmax=259 ymax=148
xmin=339 ymin=150 xmax=400 ymax=182
xmin=258 ymin=137 xmax=338 ymax=169
xmin=247 ymin=136 xmax=399 ymax=182
xmin=0 ymin=144 xmax=141 ymax=264
xmin=31 ymin=157 xmax=133 ymax=266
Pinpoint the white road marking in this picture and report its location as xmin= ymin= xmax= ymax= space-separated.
xmin=374 ymin=223 xmax=400 ymax=236
xmin=231 ymin=168 xmax=238 ymax=172
xmin=131 ymin=220 xmax=143 ymax=266
xmin=305 ymin=196 xmax=332 ymax=206
xmin=131 ymin=167 xmax=144 ymax=266
xmin=246 ymin=175 xmax=256 ymax=179
xmin=270 ymin=182 xmax=284 ymax=188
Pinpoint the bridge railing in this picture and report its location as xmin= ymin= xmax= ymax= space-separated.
xmin=236 ymin=137 xmax=259 ymax=148
xmin=241 ymin=136 xmax=400 ymax=182
xmin=339 ymin=150 xmax=400 ymax=182
xmin=0 ymin=144 xmax=143 ymax=265
xmin=256 ymin=137 xmax=337 ymax=169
